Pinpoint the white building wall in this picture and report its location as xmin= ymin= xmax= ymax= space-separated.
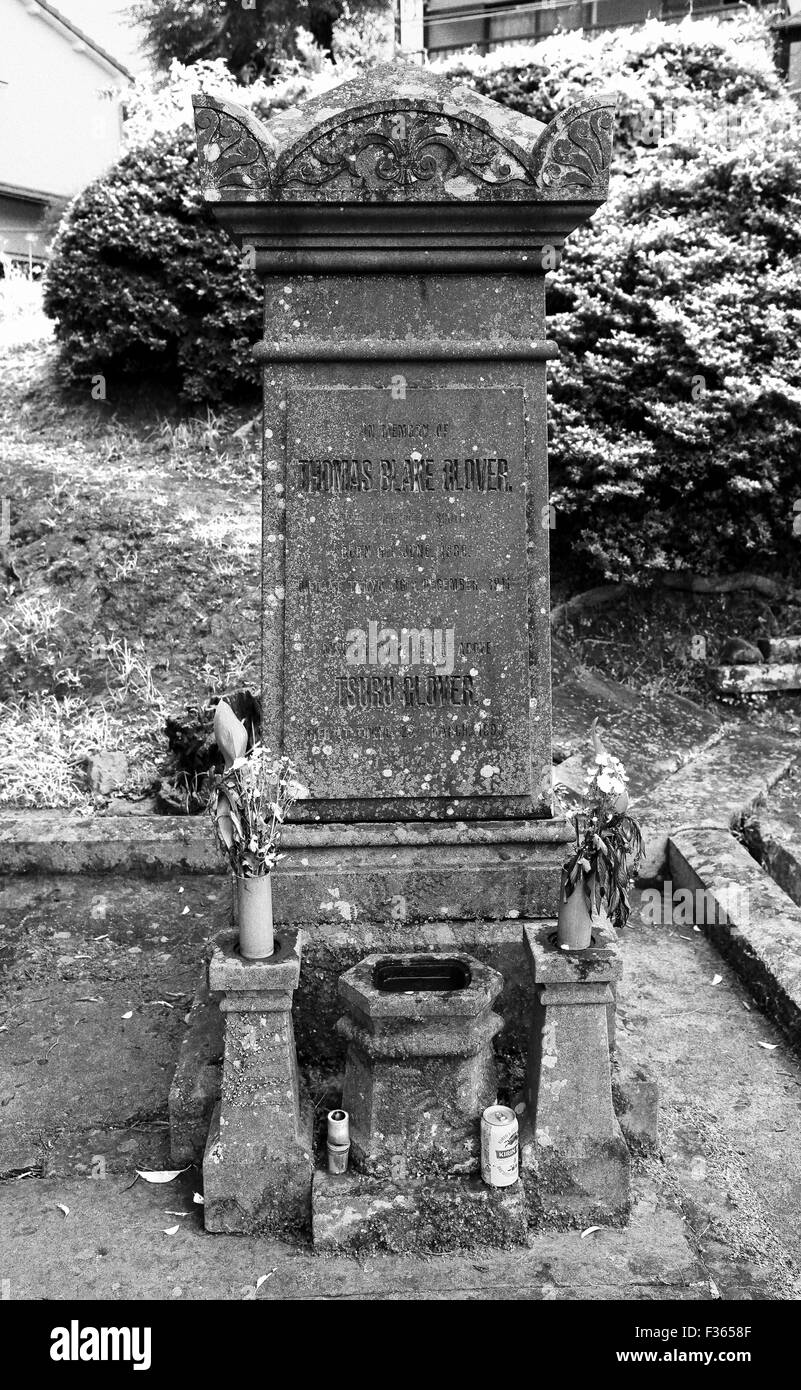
xmin=0 ymin=0 xmax=128 ymax=199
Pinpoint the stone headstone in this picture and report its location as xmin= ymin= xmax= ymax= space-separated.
xmin=194 ymin=63 xmax=614 ymax=829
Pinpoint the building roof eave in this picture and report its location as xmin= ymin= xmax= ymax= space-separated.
xmin=0 ymin=180 xmax=65 ymax=205
xmin=24 ymin=0 xmax=135 ymax=82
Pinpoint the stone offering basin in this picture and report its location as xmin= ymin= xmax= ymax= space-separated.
xmin=337 ymin=951 xmax=503 ymax=1178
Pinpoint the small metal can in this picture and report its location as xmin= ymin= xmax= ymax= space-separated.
xmin=481 ymin=1104 xmax=519 ymax=1188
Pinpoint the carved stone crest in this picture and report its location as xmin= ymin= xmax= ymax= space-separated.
xmin=193 ymin=73 xmax=615 ymax=206
xmin=279 ymin=109 xmax=532 ymax=202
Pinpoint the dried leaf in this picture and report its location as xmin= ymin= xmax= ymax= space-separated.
xmin=193 ymin=1191 xmax=204 ymax=1205
xmin=121 ymin=1011 xmax=133 ymax=1020
xmin=255 ymin=1271 xmax=275 ymax=1290
xmin=181 ymin=906 xmax=190 ymax=916
xmin=711 ymin=974 xmax=722 ymax=986
xmin=163 ymin=1225 xmax=179 ymax=1236
xmin=136 ymin=1167 xmax=189 ymax=1184
xmin=57 ymin=1203 xmax=70 ymax=1217
xmin=757 ymin=1042 xmax=778 ymax=1051
xmin=581 ymin=1225 xmax=601 ymax=1239
xmin=214 ymin=700 xmax=248 ymax=770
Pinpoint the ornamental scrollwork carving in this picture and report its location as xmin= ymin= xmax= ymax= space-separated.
xmin=277 ymin=110 xmax=532 ymax=202
xmin=194 ymin=99 xmax=274 ymax=200
xmin=530 ymin=100 xmax=616 ymax=200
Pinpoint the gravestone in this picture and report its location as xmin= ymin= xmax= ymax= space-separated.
xmin=190 ymin=61 xmax=614 ymax=1064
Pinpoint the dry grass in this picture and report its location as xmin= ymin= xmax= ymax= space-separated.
xmin=0 ymin=334 xmax=260 ymax=809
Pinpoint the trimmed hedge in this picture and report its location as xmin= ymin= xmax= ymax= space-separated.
xmin=44 ymin=18 xmax=801 ymax=581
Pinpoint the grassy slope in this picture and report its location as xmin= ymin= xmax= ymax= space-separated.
xmin=0 ymin=309 xmax=261 ymax=810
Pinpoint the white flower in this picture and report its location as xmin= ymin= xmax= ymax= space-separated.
xmin=596 ymin=769 xmax=626 ymax=796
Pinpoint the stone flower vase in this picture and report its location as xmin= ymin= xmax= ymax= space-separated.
xmin=235 ymin=874 xmax=274 ymax=960
xmin=557 ymin=868 xmax=594 ymax=951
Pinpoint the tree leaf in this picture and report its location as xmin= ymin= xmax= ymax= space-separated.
xmin=136 ymin=1167 xmax=189 ymax=1183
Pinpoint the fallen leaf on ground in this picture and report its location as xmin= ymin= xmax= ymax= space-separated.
xmin=163 ymin=1225 xmax=179 ymax=1236
xmin=255 ymin=1270 xmax=276 ymax=1290
xmin=193 ymin=1192 xmax=204 ymax=1205
xmin=57 ymin=1204 xmax=69 ymax=1217
xmin=711 ymin=974 xmax=722 ymax=986
xmin=181 ymin=906 xmax=190 ymax=916
xmin=742 ymin=1001 xmax=751 ymax=1011
xmin=121 ymin=1011 xmax=133 ymax=1020
xmin=758 ymin=1042 xmax=779 ymax=1051
xmin=581 ymin=1226 xmax=601 ymax=1239
xmin=76 ymin=997 xmax=102 ymax=1003
xmin=136 ymin=1168 xmax=189 ymax=1184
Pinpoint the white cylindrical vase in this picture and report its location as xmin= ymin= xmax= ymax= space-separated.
xmin=236 ymin=874 xmax=274 ymax=960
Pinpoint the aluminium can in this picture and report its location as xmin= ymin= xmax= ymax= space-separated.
xmin=481 ymin=1104 xmax=519 ymax=1188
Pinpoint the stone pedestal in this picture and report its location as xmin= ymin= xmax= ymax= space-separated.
xmin=202 ymin=929 xmax=313 ymax=1237
xmin=338 ymin=951 xmax=503 ymax=1178
xmin=520 ymin=922 xmax=630 ymax=1227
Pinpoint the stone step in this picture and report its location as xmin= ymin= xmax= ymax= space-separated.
xmin=742 ymin=764 xmax=801 ymax=908
xmin=758 ymin=636 xmax=801 ymax=661
xmin=711 ymin=663 xmax=801 ymax=694
xmin=636 ymin=727 xmax=795 ymax=882
xmin=668 ymin=827 xmax=801 ymax=1050
xmin=0 ymin=811 xmax=571 ymax=877
xmin=743 ymin=814 xmax=801 ymax=909
xmin=552 ymin=669 xmax=720 ymax=799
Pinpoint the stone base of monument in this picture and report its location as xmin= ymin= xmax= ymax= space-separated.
xmin=200 ymin=928 xmax=314 ymax=1238
xmin=519 ymin=921 xmax=632 ymax=1228
xmin=307 ymin=950 xmax=524 ymax=1252
xmin=311 ymin=1170 xmax=527 ymax=1252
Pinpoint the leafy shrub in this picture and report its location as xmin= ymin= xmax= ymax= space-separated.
xmin=44 ymin=127 xmax=263 ymax=400
xmin=44 ymin=16 xmax=801 ymax=580
xmin=547 ymin=116 xmax=801 ymax=582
